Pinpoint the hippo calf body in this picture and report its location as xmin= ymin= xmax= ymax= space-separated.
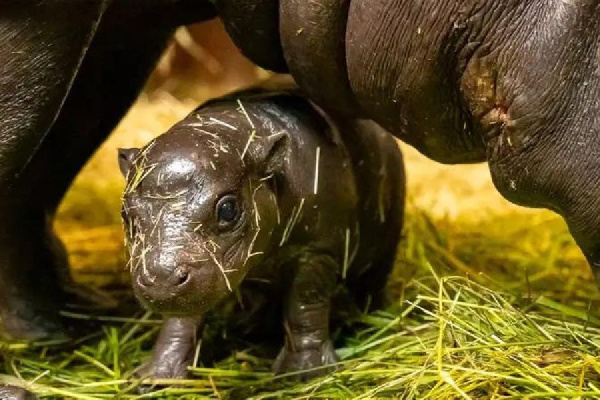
xmin=118 ymin=90 xmax=405 ymax=378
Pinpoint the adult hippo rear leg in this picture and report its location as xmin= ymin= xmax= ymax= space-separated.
xmin=0 ymin=1 xmax=109 ymax=341
xmin=0 ymin=2 xmax=216 ymax=341
xmin=488 ymin=121 xmax=600 ymax=286
xmin=480 ymin=72 xmax=600 ymax=293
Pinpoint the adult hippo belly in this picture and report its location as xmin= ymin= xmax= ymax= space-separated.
xmin=0 ymin=1 xmax=215 ymax=341
xmin=219 ymin=1 xmax=600 ymax=283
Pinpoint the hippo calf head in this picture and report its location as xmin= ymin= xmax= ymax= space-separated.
xmin=118 ymin=100 xmax=287 ymax=316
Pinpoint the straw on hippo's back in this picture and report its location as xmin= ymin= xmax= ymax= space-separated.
xmin=117 ymin=90 xmax=405 ymax=380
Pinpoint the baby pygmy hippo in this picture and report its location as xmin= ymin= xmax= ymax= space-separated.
xmin=118 ymin=90 xmax=405 ymax=380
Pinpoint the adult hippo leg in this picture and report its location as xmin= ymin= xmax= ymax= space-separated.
xmin=488 ymin=119 xmax=600 ymax=287
xmin=0 ymin=1 xmax=108 ymax=341
xmin=468 ymin=4 xmax=600 ymax=291
xmin=136 ymin=317 xmax=204 ymax=381
xmin=273 ymin=253 xmax=339 ymax=379
xmin=0 ymin=2 xmax=216 ymax=341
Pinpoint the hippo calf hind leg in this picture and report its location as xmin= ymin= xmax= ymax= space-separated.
xmin=273 ymin=253 xmax=339 ymax=379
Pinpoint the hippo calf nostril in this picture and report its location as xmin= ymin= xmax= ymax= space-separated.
xmin=138 ymin=272 xmax=156 ymax=288
xmin=172 ymin=266 xmax=191 ymax=287
xmin=137 ymin=267 xmax=190 ymax=290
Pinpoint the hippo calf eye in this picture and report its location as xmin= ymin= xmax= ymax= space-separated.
xmin=216 ymin=195 xmax=241 ymax=228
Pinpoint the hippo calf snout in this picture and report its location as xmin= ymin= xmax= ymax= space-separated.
xmin=134 ymin=264 xmax=196 ymax=313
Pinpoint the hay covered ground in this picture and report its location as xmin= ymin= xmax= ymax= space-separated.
xmin=3 ymin=91 xmax=600 ymax=398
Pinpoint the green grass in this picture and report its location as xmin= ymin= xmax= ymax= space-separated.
xmin=2 ymin=207 xmax=600 ymax=399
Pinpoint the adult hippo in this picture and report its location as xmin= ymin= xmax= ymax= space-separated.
xmin=2 ymin=0 xmax=600 ymax=359
xmin=193 ymin=0 xmax=600 ymax=287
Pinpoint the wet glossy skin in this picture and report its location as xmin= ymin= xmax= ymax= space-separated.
xmin=120 ymin=110 xmax=283 ymax=315
xmin=119 ymin=90 xmax=405 ymax=380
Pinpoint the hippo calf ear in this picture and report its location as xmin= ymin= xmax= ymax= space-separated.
xmin=258 ymin=132 xmax=289 ymax=174
xmin=117 ymin=148 xmax=140 ymax=178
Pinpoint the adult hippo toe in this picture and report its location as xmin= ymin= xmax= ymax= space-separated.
xmin=220 ymin=1 xmax=600 ymax=282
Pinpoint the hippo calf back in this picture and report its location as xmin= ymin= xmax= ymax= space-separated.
xmin=118 ymin=90 xmax=405 ymax=378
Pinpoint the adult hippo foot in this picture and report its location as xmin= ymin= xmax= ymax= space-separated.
xmin=60 ymin=276 xmax=118 ymax=311
xmin=0 ymin=385 xmax=38 ymax=400
xmin=273 ymin=340 xmax=339 ymax=380
xmin=133 ymin=317 xmax=202 ymax=393
xmin=0 ymin=211 xmax=70 ymax=342
xmin=0 ymin=203 xmax=118 ymax=342
xmin=0 ymin=258 xmax=68 ymax=343
xmin=0 ymin=309 xmax=68 ymax=343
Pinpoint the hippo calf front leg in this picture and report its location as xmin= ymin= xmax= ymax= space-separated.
xmin=136 ymin=316 xmax=203 ymax=381
xmin=273 ymin=253 xmax=339 ymax=379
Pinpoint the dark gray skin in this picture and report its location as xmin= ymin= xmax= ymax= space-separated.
xmin=118 ymin=91 xmax=405 ymax=379
xmin=222 ymin=2 xmax=600 ymax=283
xmin=0 ymin=1 xmax=216 ymax=342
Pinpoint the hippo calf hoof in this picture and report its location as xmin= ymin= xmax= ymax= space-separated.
xmin=273 ymin=340 xmax=339 ymax=380
xmin=131 ymin=317 xmax=200 ymax=393
xmin=133 ymin=362 xmax=189 ymax=395
xmin=134 ymin=360 xmax=189 ymax=381
xmin=0 ymin=385 xmax=38 ymax=400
